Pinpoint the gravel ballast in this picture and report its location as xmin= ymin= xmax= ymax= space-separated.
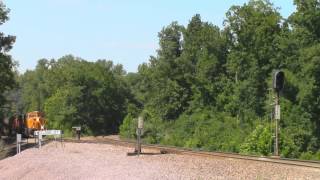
xmin=0 ymin=142 xmax=319 ymax=180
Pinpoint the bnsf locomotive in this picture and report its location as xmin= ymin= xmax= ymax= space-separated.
xmin=2 ymin=111 xmax=46 ymax=137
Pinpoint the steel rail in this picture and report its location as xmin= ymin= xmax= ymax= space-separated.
xmin=0 ymin=139 xmax=50 ymax=155
xmin=62 ymin=137 xmax=320 ymax=169
xmin=1 ymin=137 xmax=319 ymax=168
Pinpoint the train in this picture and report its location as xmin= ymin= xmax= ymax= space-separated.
xmin=1 ymin=111 xmax=46 ymax=137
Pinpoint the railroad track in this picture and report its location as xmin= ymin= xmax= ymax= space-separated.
xmin=62 ymin=137 xmax=320 ymax=169
xmin=0 ymin=140 xmax=34 ymax=160
xmin=0 ymin=138 xmax=50 ymax=159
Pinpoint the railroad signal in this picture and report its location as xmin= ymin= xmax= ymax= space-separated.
xmin=272 ymin=70 xmax=284 ymax=157
xmin=273 ymin=70 xmax=284 ymax=92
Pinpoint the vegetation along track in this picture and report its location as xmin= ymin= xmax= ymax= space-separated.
xmin=63 ymin=137 xmax=320 ymax=169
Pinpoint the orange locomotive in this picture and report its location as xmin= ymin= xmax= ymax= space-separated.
xmin=24 ymin=111 xmax=46 ymax=137
xmin=0 ymin=111 xmax=46 ymax=137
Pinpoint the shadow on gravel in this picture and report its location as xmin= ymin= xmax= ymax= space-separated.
xmin=0 ymin=138 xmax=51 ymax=161
xmin=0 ymin=143 xmax=36 ymax=160
xmin=127 ymin=152 xmax=168 ymax=156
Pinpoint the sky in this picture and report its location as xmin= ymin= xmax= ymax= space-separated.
xmin=2 ymin=0 xmax=295 ymax=73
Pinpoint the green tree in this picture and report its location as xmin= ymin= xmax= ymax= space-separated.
xmin=20 ymin=59 xmax=50 ymax=112
xmin=183 ymin=15 xmax=227 ymax=108
xmin=224 ymin=0 xmax=283 ymax=116
xmin=289 ymin=0 xmax=320 ymax=45
xmin=139 ymin=22 xmax=187 ymax=120
xmin=19 ymin=55 xmax=132 ymax=135
xmin=44 ymin=86 xmax=81 ymax=135
xmin=0 ymin=2 xmax=16 ymax=110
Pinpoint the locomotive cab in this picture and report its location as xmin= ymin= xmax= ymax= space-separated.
xmin=24 ymin=111 xmax=46 ymax=137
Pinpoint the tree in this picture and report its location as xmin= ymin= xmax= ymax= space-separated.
xmin=183 ymin=15 xmax=227 ymax=108
xmin=139 ymin=22 xmax=187 ymax=120
xmin=224 ymin=0 xmax=283 ymax=116
xmin=19 ymin=55 xmax=132 ymax=135
xmin=19 ymin=59 xmax=50 ymax=112
xmin=44 ymin=86 xmax=81 ymax=135
xmin=289 ymin=0 xmax=320 ymax=44
xmin=0 ymin=2 xmax=16 ymax=110
xmin=297 ymin=45 xmax=320 ymax=146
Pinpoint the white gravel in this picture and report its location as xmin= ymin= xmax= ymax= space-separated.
xmin=0 ymin=142 xmax=319 ymax=180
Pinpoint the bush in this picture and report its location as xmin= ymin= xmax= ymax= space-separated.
xmin=163 ymin=109 xmax=250 ymax=152
xmin=299 ymin=151 xmax=320 ymax=160
xmin=119 ymin=114 xmax=136 ymax=139
xmin=240 ymin=124 xmax=272 ymax=156
xmin=141 ymin=110 xmax=166 ymax=144
xmin=300 ymin=152 xmax=314 ymax=160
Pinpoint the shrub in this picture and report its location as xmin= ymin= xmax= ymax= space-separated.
xmin=240 ymin=124 xmax=272 ymax=156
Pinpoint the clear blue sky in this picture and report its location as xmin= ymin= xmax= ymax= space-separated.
xmin=2 ymin=0 xmax=295 ymax=73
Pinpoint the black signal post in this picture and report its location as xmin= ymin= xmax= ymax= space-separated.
xmin=273 ymin=70 xmax=284 ymax=157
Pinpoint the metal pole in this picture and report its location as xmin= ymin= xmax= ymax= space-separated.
xmin=16 ymin=134 xmax=21 ymax=154
xmin=16 ymin=135 xmax=18 ymax=154
xmin=135 ymin=128 xmax=142 ymax=155
xmin=77 ymin=130 xmax=80 ymax=140
xmin=61 ymin=131 xmax=63 ymax=148
xmin=137 ymin=116 xmax=144 ymax=155
xmin=274 ymin=91 xmax=279 ymax=156
xmin=138 ymin=129 xmax=141 ymax=155
xmin=38 ymin=133 xmax=42 ymax=149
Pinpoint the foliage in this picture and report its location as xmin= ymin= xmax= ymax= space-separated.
xmin=119 ymin=0 xmax=320 ymax=159
xmin=240 ymin=124 xmax=272 ymax=156
xmin=119 ymin=114 xmax=137 ymax=139
xmin=19 ymin=56 xmax=132 ymax=135
xmin=0 ymin=2 xmax=16 ymax=112
xmin=161 ymin=109 xmax=253 ymax=152
xmin=0 ymin=2 xmax=17 ymax=136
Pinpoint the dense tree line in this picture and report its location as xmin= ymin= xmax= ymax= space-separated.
xmin=0 ymin=2 xmax=16 ymax=109
xmin=0 ymin=2 xmax=17 ymax=135
xmin=120 ymin=0 xmax=320 ymax=160
xmin=18 ymin=56 xmax=131 ymax=135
